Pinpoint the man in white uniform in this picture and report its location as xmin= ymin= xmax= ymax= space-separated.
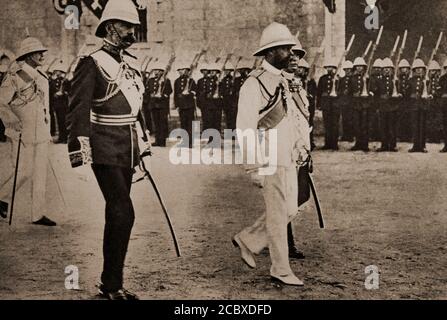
xmin=233 ymin=22 xmax=310 ymax=286
xmin=0 ymin=36 xmax=56 ymax=226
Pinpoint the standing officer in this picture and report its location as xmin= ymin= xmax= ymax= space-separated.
xmin=0 ymin=35 xmax=57 ymax=226
xmin=439 ymin=60 xmax=447 ymax=152
xmin=338 ymin=60 xmax=354 ymax=142
xmin=297 ymin=58 xmax=317 ymax=149
xmin=233 ymin=62 xmax=252 ymax=104
xmin=317 ymin=57 xmax=339 ymax=150
xmin=174 ymin=63 xmax=197 ymax=148
xmin=408 ymin=58 xmax=428 ymax=153
xmin=377 ymin=58 xmax=399 ymax=152
xmin=426 ymin=61 xmax=442 ymax=143
xmin=147 ymin=63 xmax=172 ymax=147
xmin=49 ymin=60 xmax=70 ymax=143
xmin=197 ymin=64 xmax=211 ymax=134
xmin=67 ymin=0 xmax=150 ymax=300
xmin=208 ymin=64 xmax=223 ymax=136
xmin=350 ymin=57 xmax=371 ymax=152
xmin=369 ymin=59 xmax=383 ymax=142
xmin=220 ymin=62 xmax=238 ymax=132
xmin=234 ymin=22 xmax=310 ymax=286
xmin=397 ymin=59 xmax=412 ymax=142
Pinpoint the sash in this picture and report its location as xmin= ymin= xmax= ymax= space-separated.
xmin=91 ymin=51 xmax=144 ymax=116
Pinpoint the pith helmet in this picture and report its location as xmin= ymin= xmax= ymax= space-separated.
xmin=176 ymin=62 xmax=190 ymax=71
xmin=200 ymin=63 xmax=210 ymax=72
xmin=382 ymin=58 xmax=394 ymax=68
xmin=16 ymin=36 xmax=47 ymax=61
xmin=372 ymin=58 xmax=383 ymax=68
xmin=237 ymin=60 xmax=253 ymax=70
xmin=208 ymin=63 xmax=220 ymax=71
xmin=412 ymin=58 xmax=426 ymax=69
xmin=298 ymin=59 xmax=310 ymax=69
xmin=292 ymin=38 xmax=306 ymax=59
xmin=443 ymin=59 xmax=447 ymax=68
xmin=398 ymin=59 xmax=411 ymax=68
xmin=253 ymin=22 xmax=296 ymax=56
xmin=224 ymin=62 xmax=234 ymax=70
xmin=428 ymin=60 xmax=441 ymax=71
xmin=323 ymin=57 xmax=337 ymax=68
xmin=342 ymin=60 xmax=353 ymax=69
xmin=353 ymin=57 xmax=367 ymax=67
xmin=95 ymin=0 xmax=141 ymax=38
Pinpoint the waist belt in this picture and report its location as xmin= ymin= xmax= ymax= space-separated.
xmin=91 ymin=111 xmax=137 ymax=126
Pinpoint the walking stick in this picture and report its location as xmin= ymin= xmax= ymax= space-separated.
xmin=139 ymin=154 xmax=181 ymax=257
xmin=9 ymin=133 xmax=22 ymax=226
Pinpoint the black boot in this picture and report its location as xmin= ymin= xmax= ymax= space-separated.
xmin=0 ymin=201 xmax=8 ymax=219
xmin=287 ymin=223 xmax=305 ymax=260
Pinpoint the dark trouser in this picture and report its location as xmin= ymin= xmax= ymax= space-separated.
xmin=223 ymin=105 xmax=238 ymax=132
xmin=369 ymin=101 xmax=380 ymax=141
xmin=54 ymin=99 xmax=68 ymax=142
xmin=397 ymin=98 xmax=411 ymax=142
xmin=379 ymin=109 xmax=397 ymax=150
xmin=309 ymin=102 xmax=316 ymax=149
xmin=142 ymin=101 xmax=153 ymax=133
xmin=0 ymin=118 xmax=6 ymax=141
xmin=426 ymin=99 xmax=442 ymax=143
xmin=322 ymin=97 xmax=340 ymax=149
xmin=92 ymin=164 xmax=135 ymax=292
xmin=297 ymin=165 xmax=311 ymax=207
xmin=209 ymin=100 xmax=223 ymax=134
xmin=340 ymin=100 xmax=354 ymax=141
xmin=410 ymin=99 xmax=427 ymax=151
xmin=353 ymin=99 xmax=370 ymax=150
xmin=49 ymin=101 xmax=57 ymax=136
xmin=179 ymin=108 xmax=195 ymax=147
xmin=151 ymin=108 xmax=169 ymax=146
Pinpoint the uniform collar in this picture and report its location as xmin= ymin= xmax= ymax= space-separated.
xmin=22 ymin=62 xmax=41 ymax=79
xmin=262 ymin=60 xmax=282 ymax=76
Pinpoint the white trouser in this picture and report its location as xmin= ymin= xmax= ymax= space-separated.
xmin=237 ymin=165 xmax=299 ymax=277
xmin=0 ymin=139 xmax=49 ymax=222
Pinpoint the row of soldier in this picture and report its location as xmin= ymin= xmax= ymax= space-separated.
xmin=317 ymin=56 xmax=447 ymax=153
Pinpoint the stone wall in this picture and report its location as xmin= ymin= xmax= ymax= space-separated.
xmin=0 ymin=0 xmax=345 ymax=78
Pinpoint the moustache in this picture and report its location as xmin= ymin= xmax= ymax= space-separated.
xmin=122 ymin=34 xmax=137 ymax=44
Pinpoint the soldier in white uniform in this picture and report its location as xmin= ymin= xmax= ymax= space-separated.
xmin=233 ymin=22 xmax=310 ymax=286
xmin=0 ymin=36 xmax=56 ymax=226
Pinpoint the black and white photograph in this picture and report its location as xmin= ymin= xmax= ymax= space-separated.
xmin=0 ymin=0 xmax=446 ymax=306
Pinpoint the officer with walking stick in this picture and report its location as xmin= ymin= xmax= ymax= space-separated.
xmin=0 ymin=34 xmax=56 ymax=226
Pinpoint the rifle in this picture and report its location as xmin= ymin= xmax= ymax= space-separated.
xmin=212 ymin=52 xmax=233 ymax=99
xmin=392 ymin=30 xmax=408 ymax=98
xmin=390 ymin=35 xmax=401 ymax=61
xmin=183 ymin=48 xmax=207 ymax=95
xmin=329 ymin=34 xmax=355 ymax=97
xmin=154 ymin=51 xmax=176 ymax=98
xmin=362 ymin=41 xmax=373 ymax=59
xmin=361 ymin=25 xmax=384 ymax=97
xmin=422 ymin=32 xmax=443 ymax=99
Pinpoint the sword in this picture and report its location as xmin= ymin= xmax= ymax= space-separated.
xmin=308 ymin=172 xmax=325 ymax=229
xmin=9 ymin=133 xmax=22 ymax=226
xmin=139 ymin=155 xmax=181 ymax=257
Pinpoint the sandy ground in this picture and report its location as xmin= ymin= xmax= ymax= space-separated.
xmin=0 ymin=137 xmax=446 ymax=300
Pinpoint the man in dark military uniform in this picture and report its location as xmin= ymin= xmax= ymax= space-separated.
xmin=426 ymin=61 xmax=442 ymax=143
xmin=147 ymin=64 xmax=172 ymax=147
xmin=197 ymin=65 xmax=211 ymax=134
xmin=439 ymin=60 xmax=447 ymax=152
xmin=369 ymin=59 xmax=383 ymax=142
xmin=396 ymin=59 xmax=411 ymax=142
xmin=337 ymin=60 xmax=354 ymax=142
xmin=49 ymin=61 xmax=70 ymax=143
xmin=233 ymin=63 xmax=252 ymax=104
xmin=67 ymin=0 xmax=150 ymax=300
xmin=350 ymin=57 xmax=371 ymax=152
xmin=297 ymin=58 xmax=317 ymax=149
xmin=174 ymin=64 xmax=197 ymax=148
xmin=317 ymin=57 xmax=339 ymax=150
xmin=377 ymin=58 xmax=399 ymax=152
xmin=408 ymin=59 xmax=428 ymax=153
xmin=142 ymin=70 xmax=153 ymax=134
xmin=220 ymin=62 xmax=238 ymax=132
